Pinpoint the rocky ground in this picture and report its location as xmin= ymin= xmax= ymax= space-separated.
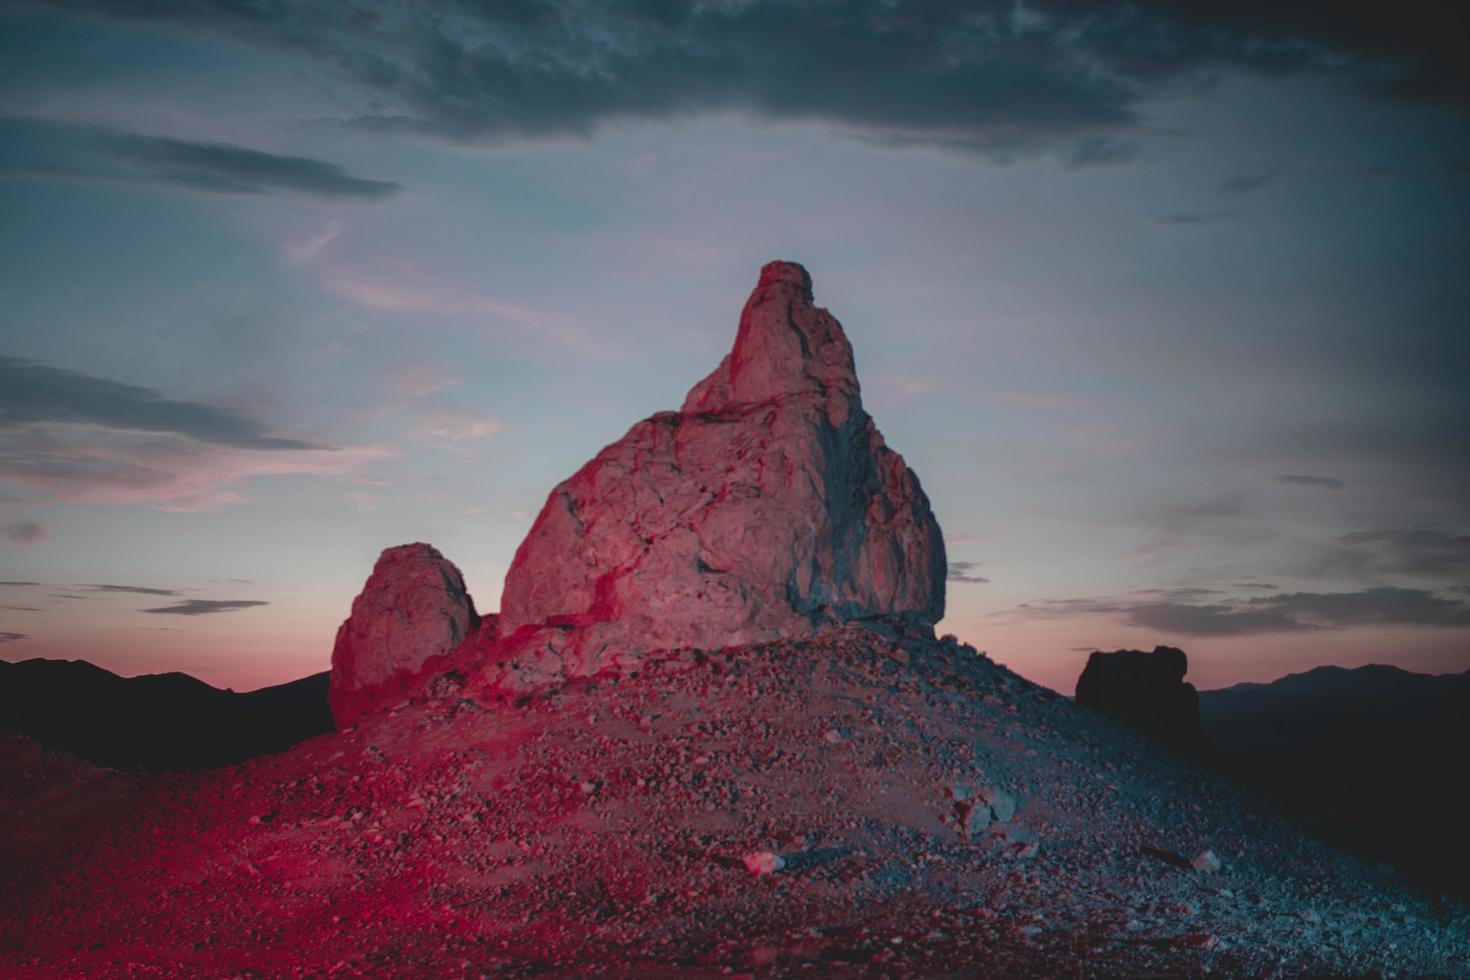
xmin=3 ymin=627 xmax=1465 ymax=977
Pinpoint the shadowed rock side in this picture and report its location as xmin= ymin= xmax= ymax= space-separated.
xmin=1075 ymin=645 xmax=1205 ymax=749
xmin=494 ymin=261 xmax=946 ymax=685
xmin=328 ymin=543 xmax=485 ymax=728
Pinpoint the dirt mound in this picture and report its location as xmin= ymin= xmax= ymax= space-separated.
xmin=3 ymin=630 xmax=1461 ymax=976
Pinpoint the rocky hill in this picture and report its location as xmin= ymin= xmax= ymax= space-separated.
xmin=0 ymin=263 xmax=1463 ymax=976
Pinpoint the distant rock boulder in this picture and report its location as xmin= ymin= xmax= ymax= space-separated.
xmin=493 ymin=260 xmax=946 ymax=685
xmin=329 ymin=544 xmax=483 ymax=728
xmin=1075 ymin=645 xmax=1205 ymax=749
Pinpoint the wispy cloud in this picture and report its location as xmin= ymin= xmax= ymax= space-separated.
xmin=1328 ymin=527 xmax=1470 ymax=577
xmin=0 ymin=357 xmax=391 ymax=510
xmin=85 ymin=584 xmax=178 ymax=597
xmin=140 ymin=599 xmax=269 ymax=616
xmin=1275 ymin=473 xmax=1345 ymax=490
xmin=0 ymin=632 xmax=27 ymax=643
xmin=0 ymin=356 xmax=318 ymax=450
xmin=1010 ymin=586 xmax=1470 ymax=636
xmin=0 ymin=605 xmax=41 ymax=612
xmin=947 ymin=561 xmax=991 ymax=584
xmin=2 ymin=521 xmax=45 ymax=545
xmin=0 ymin=118 xmax=400 ymax=199
xmin=408 ymin=409 xmax=504 ymax=455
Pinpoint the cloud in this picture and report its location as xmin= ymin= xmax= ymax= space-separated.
xmin=140 ymin=599 xmax=269 ymax=616
xmin=1124 ymin=601 xmax=1309 ymax=636
xmin=947 ymin=561 xmax=991 ymax=584
xmin=0 ymin=632 xmax=27 ymax=643
xmin=0 ymin=605 xmax=41 ymax=612
xmin=0 ymin=358 xmax=392 ymax=510
xmin=1011 ymin=586 xmax=1470 ymax=636
xmin=0 ymin=581 xmax=40 ymax=586
xmin=1275 ymin=473 xmax=1345 ymax=490
xmin=1217 ymin=173 xmax=1273 ymax=194
xmin=0 ymin=356 xmax=318 ymax=450
xmin=409 ymin=410 xmax=504 ymax=455
xmin=45 ymin=1 xmax=1469 ymax=162
xmin=0 ymin=117 xmax=400 ymax=199
xmin=1154 ymin=209 xmax=1238 ymax=226
xmin=2 ymin=521 xmax=46 ymax=544
xmin=1332 ymin=527 xmax=1470 ymax=577
xmin=1230 ymin=581 xmax=1279 ymax=591
xmin=1064 ymin=136 xmax=1143 ymax=171
xmin=85 ymin=583 xmax=178 ymax=596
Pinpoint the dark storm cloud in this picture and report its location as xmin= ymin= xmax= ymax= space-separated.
xmin=2 ymin=521 xmax=46 ymax=544
xmin=86 ymin=584 xmax=179 ymax=596
xmin=948 ymin=561 xmax=991 ymax=584
xmin=0 ymin=632 xmax=27 ymax=643
xmin=0 ymin=118 xmax=400 ymax=199
xmin=140 ymin=598 xmax=268 ymax=615
xmin=1217 ymin=173 xmax=1274 ymax=194
xmin=0 ymin=357 xmax=319 ymax=450
xmin=37 ymin=0 xmax=1470 ymax=159
xmin=1275 ymin=474 xmax=1345 ymax=490
xmin=1015 ymin=586 xmax=1470 ymax=636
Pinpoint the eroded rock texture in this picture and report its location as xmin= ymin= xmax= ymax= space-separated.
xmin=329 ymin=543 xmax=482 ymax=728
xmin=494 ymin=261 xmax=946 ymax=682
xmin=1075 ymin=645 xmax=1205 ymax=749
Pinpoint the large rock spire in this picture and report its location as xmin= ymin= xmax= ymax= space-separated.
xmin=492 ymin=260 xmax=946 ymax=683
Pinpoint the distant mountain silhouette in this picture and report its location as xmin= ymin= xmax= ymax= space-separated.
xmin=0 ymin=658 xmax=332 ymax=771
xmin=1200 ymin=663 xmax=1470 ymax=896
xmin=1200 ymin=663 xmax=1470 ymax=763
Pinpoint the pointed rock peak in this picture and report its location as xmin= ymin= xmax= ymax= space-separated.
xmin=758 ymin=259 xmax=813 ymax=298
xmin=683 ymin=260 xmax=857 ymax=416
xmin=329 ymin=543 xmax=481 ymax=728
xmin=493 ymin=260 xmax=947 ymax=687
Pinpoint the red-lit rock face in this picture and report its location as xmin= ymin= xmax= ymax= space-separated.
xmin=328 ymin=543 xmax=481 ymax=728
xmin=494 ymin=261 xmax=946 ymax=683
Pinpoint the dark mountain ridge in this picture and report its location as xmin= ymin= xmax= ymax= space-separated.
xmin=0 ymin=657 xmax=332 ymax=771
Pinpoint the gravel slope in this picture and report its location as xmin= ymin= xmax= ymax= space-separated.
xmin=3 ymin=627 xmax=1465 ymax=977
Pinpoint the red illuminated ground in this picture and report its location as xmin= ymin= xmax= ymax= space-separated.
xmin=2 ymin=628 xmax=1462 ymax=976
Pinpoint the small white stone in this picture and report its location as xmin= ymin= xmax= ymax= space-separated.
xmin=743 ymin=851 xmax=786 ymax=875
xmin=1191 ymin=849 xmax=1222 ymax=873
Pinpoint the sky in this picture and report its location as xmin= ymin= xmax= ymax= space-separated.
xmin=1 ymin=1 xmax=1467 ymax=694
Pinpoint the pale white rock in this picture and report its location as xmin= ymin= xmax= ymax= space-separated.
xmin=492 ymin=261 xmax=946 ymax=683
xmin=328 ymin=543 xmax=481 ymax=728
xmin=1192 ymin=849 xmax=1222 ymax=873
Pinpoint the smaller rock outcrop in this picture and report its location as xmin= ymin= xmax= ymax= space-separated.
xmin=328 ymin=544 xmax=483 ymax=728
xmin=1075 ymin=645 xmax=1205 ymax=749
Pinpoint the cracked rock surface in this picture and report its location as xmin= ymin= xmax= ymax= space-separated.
xmin=495 ymin=261 xmax=946 ymax=684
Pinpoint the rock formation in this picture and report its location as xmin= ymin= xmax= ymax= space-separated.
xmin=492 ymin=260 xmax=946 ymax=683
xmin=328 ymin=543 xmax=483 ymax=728
xmin=1074 ymin=645 xmax=1205 ymax=748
